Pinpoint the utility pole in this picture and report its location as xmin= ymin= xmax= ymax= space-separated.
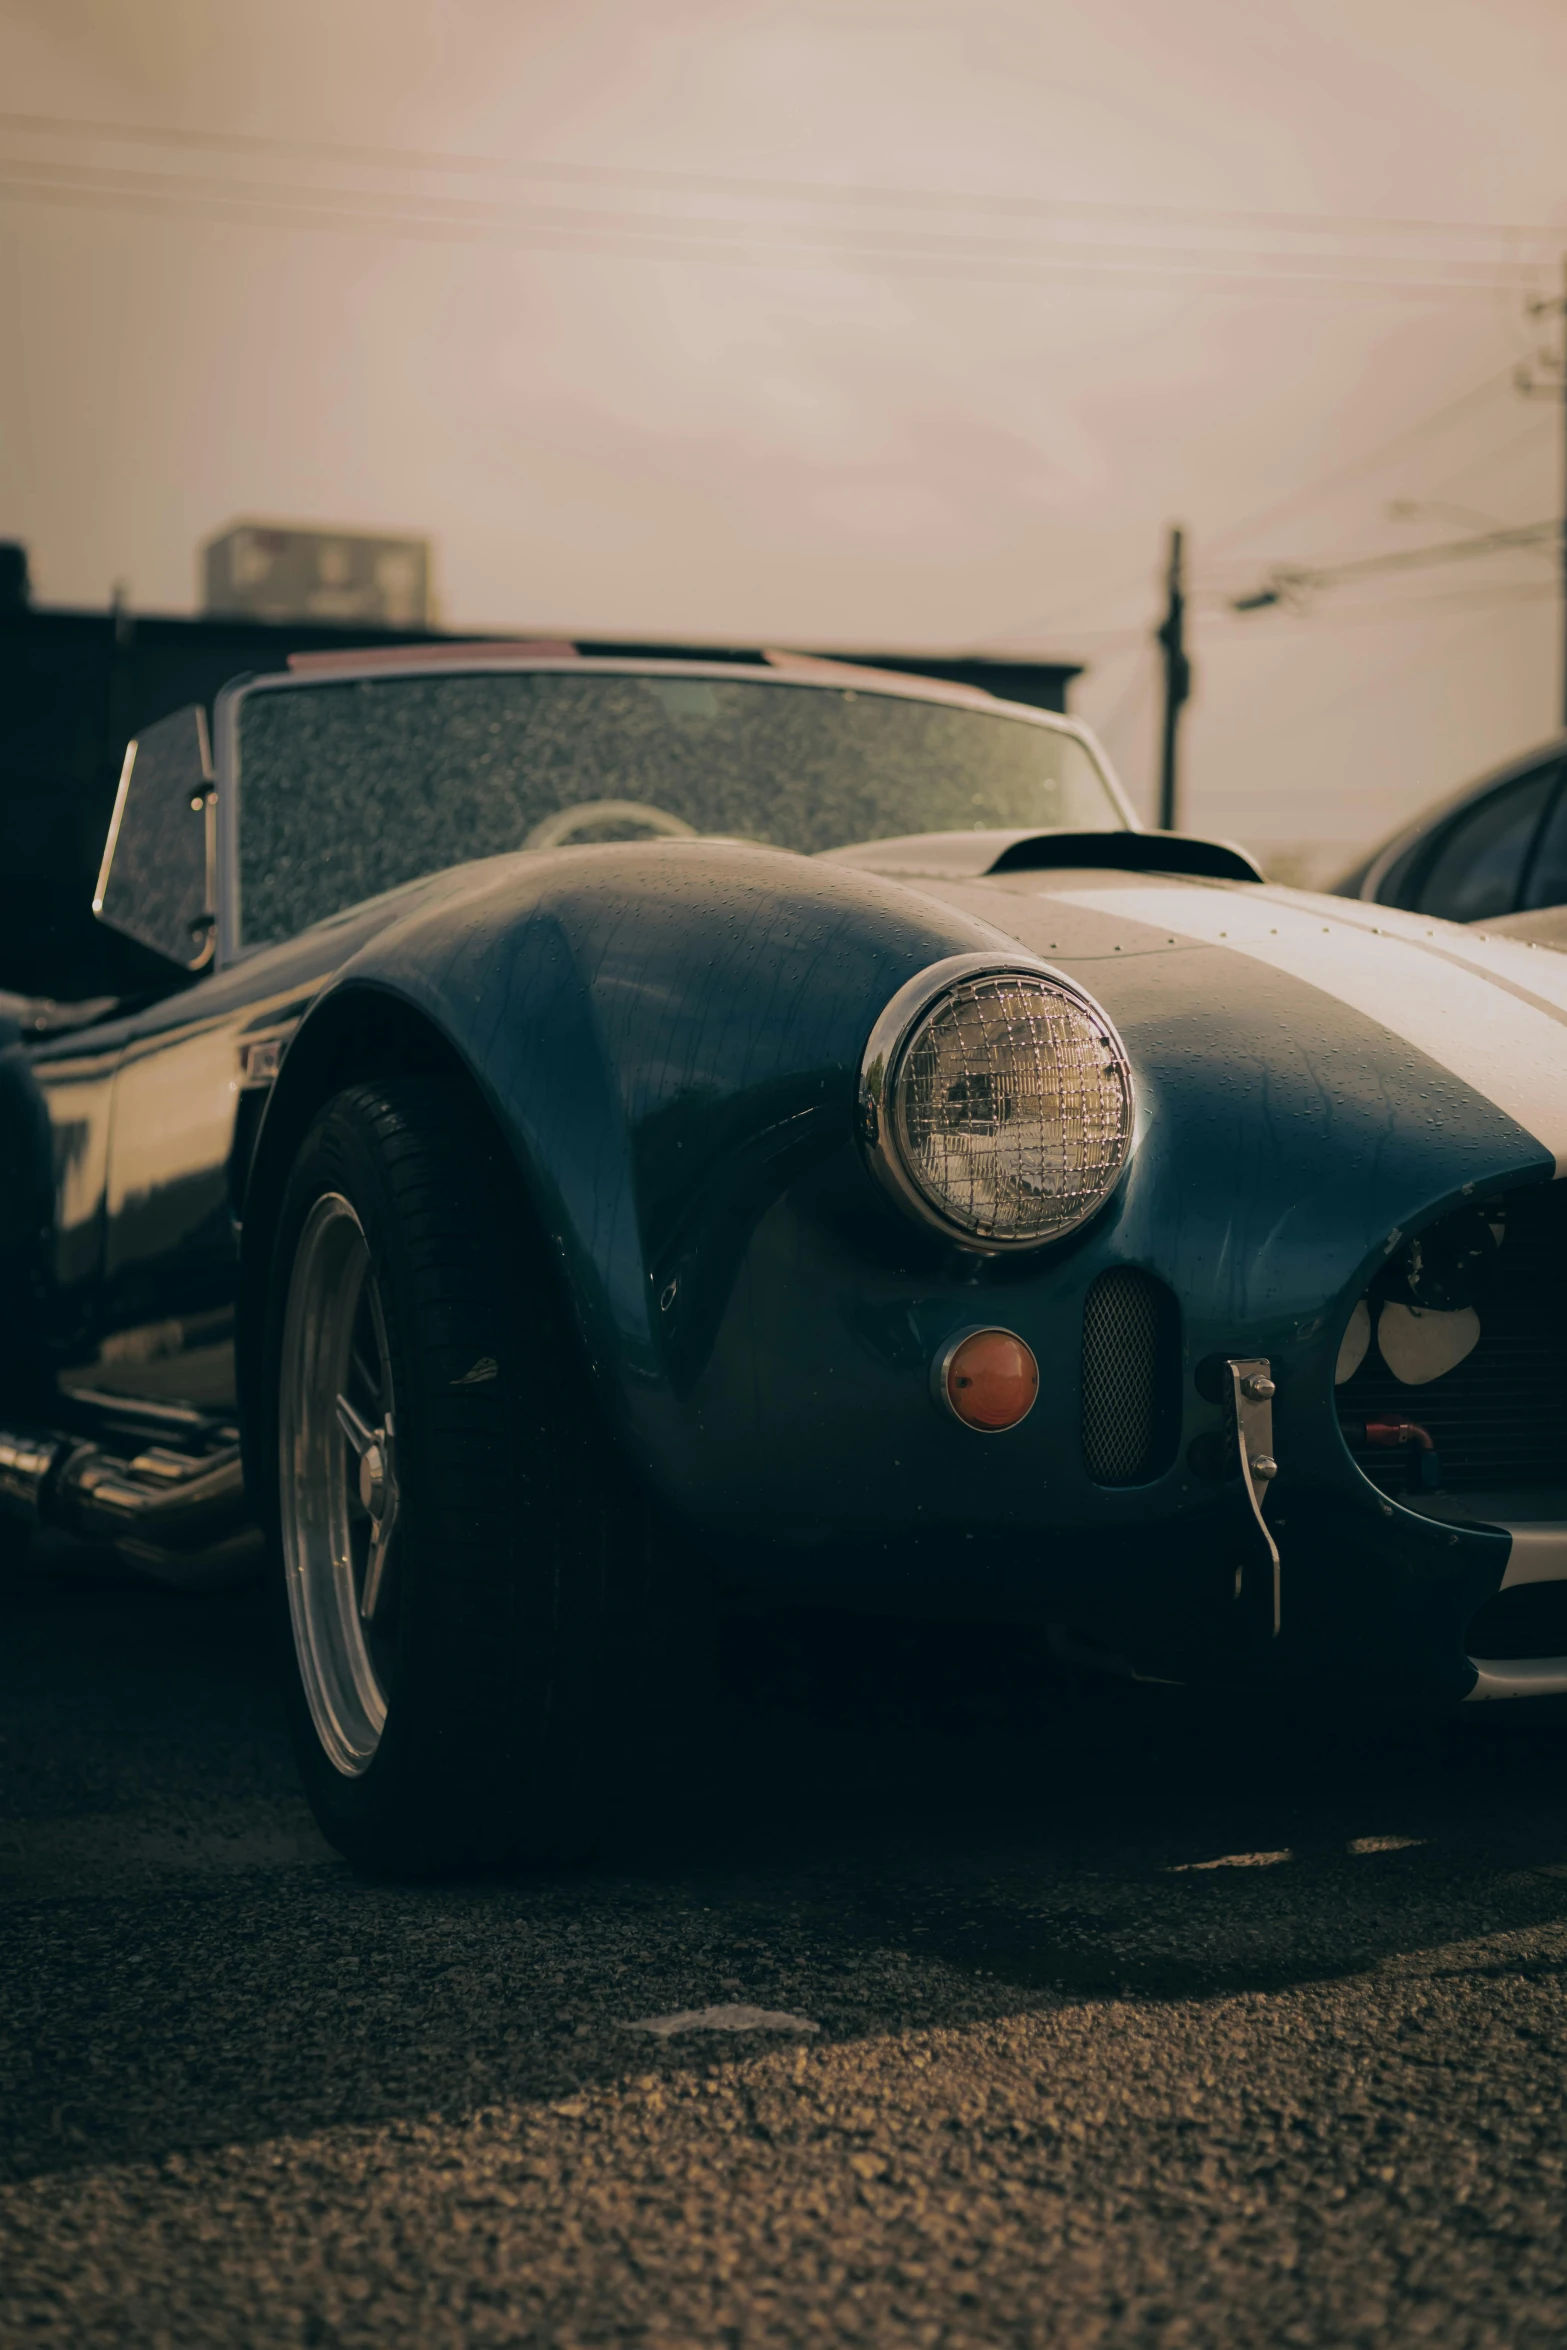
xmin=1155 ymin=525 xmax=1191 ymax=831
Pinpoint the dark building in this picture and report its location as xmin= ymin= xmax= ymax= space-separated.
xmin=0 ymin=559 xmax=1081 ymax=1000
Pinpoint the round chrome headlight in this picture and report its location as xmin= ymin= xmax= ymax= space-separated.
xmin=859 ymin=956 xmax=1134 ymax=1249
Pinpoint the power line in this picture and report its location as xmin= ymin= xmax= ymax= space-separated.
xmin=1414 ymin=413 xmax=1557 ymax=504
xmin=2 ymin=108 xmax=1563 ymax=250
xmin=1196 ymin=518 xmax=1559 ymax=601
xmin=1205 ymin=580 xmax=1557 ymax=627
xmin=1199 ymin=603 xmax=1537 ymax=743
xmin=980 ymin=366 xmax=1538 ymax=651
xmin=1230 ymin=518 xmax=1559 ymax=608
xmin=1384 ymin=496 xmax=1523 ymax=533
xmin=982 ymin=380 xmax=1541 ymax=653
xmin=0 ymin=154 xmax=1551 ymax=299
xmin=1200 ymin=366 xmax=1524 ymax=557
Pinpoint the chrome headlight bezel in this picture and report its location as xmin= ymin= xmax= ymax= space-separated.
xmin=857 ymin=952 xmax=1135 ymax=1254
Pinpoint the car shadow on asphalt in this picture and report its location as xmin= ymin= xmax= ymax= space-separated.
xmin=661 ymin=1605 xmax=1567 ymax=1999
xmin=3 ymin=1551 xmax=1566 ymax=2183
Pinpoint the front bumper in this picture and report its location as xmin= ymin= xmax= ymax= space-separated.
xmin=711 ymin=1476 xmax=1516 ymax=1710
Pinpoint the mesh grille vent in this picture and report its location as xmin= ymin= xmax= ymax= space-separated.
xmin=1337 ymin=1181 xmax=1567 ymax=1493
xmin=1082 ymin=1267 xmax=1165 ymax=1485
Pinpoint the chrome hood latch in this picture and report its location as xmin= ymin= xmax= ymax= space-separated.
xmin=1226 ymin=1357 xmax=1280 ymax=1638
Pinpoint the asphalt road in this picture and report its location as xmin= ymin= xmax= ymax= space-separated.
xmin=3 ymin=1541 xmax=1566 ymax=2349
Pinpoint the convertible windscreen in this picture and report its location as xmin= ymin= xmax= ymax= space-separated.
xmin=234 ymin=671 xmax=1123 ymax=945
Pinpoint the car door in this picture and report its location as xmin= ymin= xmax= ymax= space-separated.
xmin=94 ymin=945 xmax=349 ymax=1409
xmin=95 ymin=986 xmax=267 ymax=1408
xmin=86 ymin=692 xmax=431 ymax=1413
xmin=4 ymin=1016 xmax=125 ymax=1396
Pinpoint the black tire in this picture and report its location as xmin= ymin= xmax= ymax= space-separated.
xmin=259 ymin=1076 xmax=694 ymax=1876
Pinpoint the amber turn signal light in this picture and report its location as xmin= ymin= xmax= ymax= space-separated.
xmin=934 ymin=1326 xmax=1039 ymax=1432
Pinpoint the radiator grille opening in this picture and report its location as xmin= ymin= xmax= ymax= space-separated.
xmin=1082 ymin=1267 xmax=1178 ymax=1485
xmin=1337 ymin=1182 xmax=1567 ymax=1495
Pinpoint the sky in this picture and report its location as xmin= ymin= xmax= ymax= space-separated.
xmin=2 ymin=0 xmax=1564 ymax=878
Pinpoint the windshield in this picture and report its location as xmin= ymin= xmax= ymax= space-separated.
xmin=235 ymin=668 xmax=1124 ymax=946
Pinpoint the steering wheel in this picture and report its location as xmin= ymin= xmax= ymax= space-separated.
xmin=523 ymin=800 xmax=697 ymax=851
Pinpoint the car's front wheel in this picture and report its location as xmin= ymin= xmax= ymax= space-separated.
xmin=262 ymin=1076 xmax=676 ymax=1876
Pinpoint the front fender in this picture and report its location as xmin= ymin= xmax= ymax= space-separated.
xmin=255 ymin=839 xmax=1013 ymax=1437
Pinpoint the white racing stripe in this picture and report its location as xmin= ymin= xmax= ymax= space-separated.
xmin=1049 ymin=885 xmax=1567 ymax=1170
xmin=1279 ymin=889 xmax=1567 ymax=1020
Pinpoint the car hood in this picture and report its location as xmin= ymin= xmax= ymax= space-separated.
xmin=831 ymin=847 xmax=1567 ymax=1176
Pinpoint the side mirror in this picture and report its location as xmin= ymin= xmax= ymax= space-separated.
xmin=93 ymin=705 xmax=216 ymax=971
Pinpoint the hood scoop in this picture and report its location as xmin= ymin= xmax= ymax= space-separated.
xmin=987 ymin=830 xmax=1264 ymax=884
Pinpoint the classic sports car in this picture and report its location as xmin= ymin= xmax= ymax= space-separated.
xmin=1 ymin=647 xmax=1565 ymax=1873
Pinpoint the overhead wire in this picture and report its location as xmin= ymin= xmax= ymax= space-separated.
xmin=976 ymin=362 xmax=1545 ymax=651
xmin=1197 ymin=601 xmax=1527 ymax=742
xmin=1216 ymin=519 xmax=1560 ymax=630
xmin=0 ymin=153 xmax=1550 ymax=298
xmin=0 ymin=108 xmax=1562 ymax=250
xmin=1198 ymin=364 xmax=1527 ymax=557
xmin=0 ymin=107 xmax=1558 ymax=301
xmin=1412 ymin=411 xmax=1559 ymax=506
xmin=1202 ymin=580 xmax=1558 ymax=628
xmin=6 ymin=105 xmax=1556 ymax=703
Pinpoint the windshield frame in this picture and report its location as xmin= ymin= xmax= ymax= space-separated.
xmin=211 ymin=656 xmax=1135 ymax=968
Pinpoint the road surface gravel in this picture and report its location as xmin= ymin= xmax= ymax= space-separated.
xmin=2 ymin=1543 xmax=1565 ymax=2347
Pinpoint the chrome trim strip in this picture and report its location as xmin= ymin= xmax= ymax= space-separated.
xmin=91 ymin=738 xmax=138 ymax=915
xmin=214 ymin=674 xmax=245 ymax=966
xmin=223 ymin=651 xmax=1111 ymax=738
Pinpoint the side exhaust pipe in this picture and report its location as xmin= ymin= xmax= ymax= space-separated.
xmin=0 ymin=1421 xmax=259 ymax=1588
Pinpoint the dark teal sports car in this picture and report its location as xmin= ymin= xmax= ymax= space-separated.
xmin=2 ymin=648 xmax=1564 ymax=1872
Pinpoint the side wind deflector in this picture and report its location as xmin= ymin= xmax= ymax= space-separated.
xmin=94 ymin=704 xmax=216 ymax=970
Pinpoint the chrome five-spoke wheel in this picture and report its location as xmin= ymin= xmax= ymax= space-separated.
xmin=265 ymin=1077 xmax=696 ymax=1875
xmin=279 ymin=1190 xmax=401 ymax=1776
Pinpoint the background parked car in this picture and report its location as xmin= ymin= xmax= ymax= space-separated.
xmin=1335 ymin=735 xmax=1567 ymax=922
